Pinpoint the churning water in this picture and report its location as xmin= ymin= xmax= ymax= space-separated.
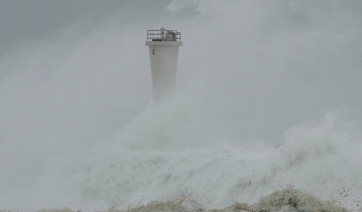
xmin=2 ymin=97 xmax=362 ymax=212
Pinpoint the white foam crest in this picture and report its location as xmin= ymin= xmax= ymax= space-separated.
xmin=52 ymin=110 xmax=362 ymax=211
xmin=26 ymin=109 xmax=361 ymax=211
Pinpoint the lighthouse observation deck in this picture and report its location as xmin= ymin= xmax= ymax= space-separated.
xmin=147 ymin=28 xmax=181 ymax=41
xmin=146 ymin=28 xmax=182 ymax=46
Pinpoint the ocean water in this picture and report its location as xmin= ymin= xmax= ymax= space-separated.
xmin=1 ymin=1 xmax=362 ymax=212
xmin=2 ymin=96 xmax=362 ymax=211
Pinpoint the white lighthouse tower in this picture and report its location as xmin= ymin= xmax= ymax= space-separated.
xmin=146 ymin=27 xmax=182 ymax=100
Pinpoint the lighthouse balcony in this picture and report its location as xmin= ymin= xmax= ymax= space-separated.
xmin=147 ymin=29 xmax=181 ymax=42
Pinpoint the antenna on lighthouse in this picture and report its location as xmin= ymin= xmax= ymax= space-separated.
xmin=146 ymin=27 xmax=182 ymax=100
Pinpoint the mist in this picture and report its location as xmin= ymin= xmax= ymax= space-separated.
xmin=1 ymin=0 xmax=362 ymax=211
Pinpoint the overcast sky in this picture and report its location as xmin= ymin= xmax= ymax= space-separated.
xmin=0 ymin=0 xmax=173 ymax=55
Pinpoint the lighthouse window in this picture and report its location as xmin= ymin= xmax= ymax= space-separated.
xmin=152 ymin=49 xmax=155 ymax=54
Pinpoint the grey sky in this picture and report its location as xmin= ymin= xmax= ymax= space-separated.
xmin=0 ymin=0 xmax=184 ymax=55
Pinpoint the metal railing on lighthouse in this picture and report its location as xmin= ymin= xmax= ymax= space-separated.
xmin=147 ymin=28 xmax=181 ymax=42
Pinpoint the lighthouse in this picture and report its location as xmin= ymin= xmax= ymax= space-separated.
xmin=146 ymin=27 xmax=182 ymax=100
